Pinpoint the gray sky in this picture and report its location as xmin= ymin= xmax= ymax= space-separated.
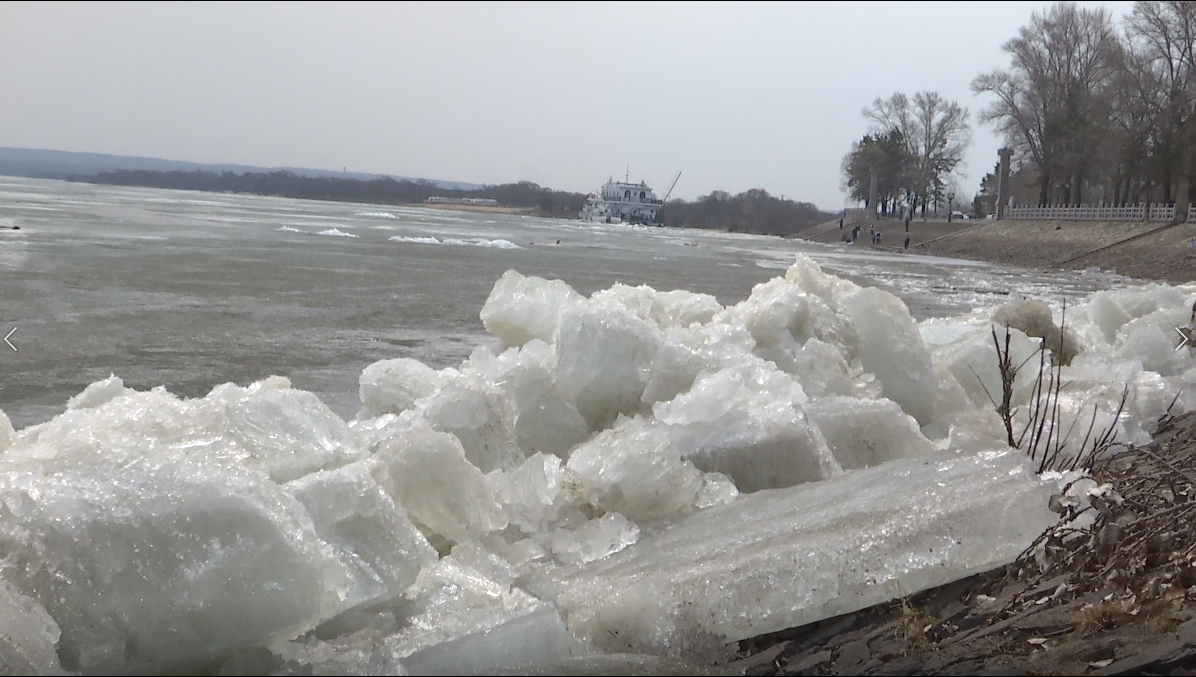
xmin=1 ymin=1 xmax=1136 ymax=210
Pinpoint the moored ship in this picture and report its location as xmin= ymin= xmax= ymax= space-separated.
xmin=579 ymin=172 xmax=679 ymax=225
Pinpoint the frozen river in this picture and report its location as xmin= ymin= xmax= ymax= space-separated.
xmin=0 ymin=176 xmax=1131 ymax=429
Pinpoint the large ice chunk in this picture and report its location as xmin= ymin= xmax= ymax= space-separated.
xmin=654 ymin=367 xmax=841 ymax=492
xmin=485 ymin=452 xmax=567 ymax=535
xmin=932 ymin=326 xmax=1042 ymax=413
xmin=358 ymin=357 xmax=447 ymax=419
xmin=468 ymin=341 xmax=589 ymax=458
xmin=784 ymin=254 xmax=863 ymax=306
xmin=656 ymin=289 xmax=724 ymax=328
xmin=480 ymin=269 xmax=584 ymax=347
xmin=554 ymin=448 xmax=1058 ymax=662
xmin=1086 ymin=290 xmax=1135 ymax=344
xmin=270 ymin=555 xmax=569 ymax=675
xmin=1114 ymin=311 xmax=1192 ymax=376
xmin=372 ymin=424 xmax=507 ymax=548
xmin=226 ymin=386 xmax=366 ymax=483
xmin=376 ymin=557 xmax=551 ymax=664
xmin=588 ymin=284 xmax=721 ymax=331
xmin=1090 ymin=284 xmax=1189 ymax=343
xmin=590 ymin=283 xmax=672 ymax=328
xmin=21 ymin=377 xmax=364 ymax=484
xmin=565 ymin=418 xmax=705 ymax=523
xmin=731 ymin=277 xmax=855 ymax=365
xmin=288 ymin=460 xmax=438 ymax=609
xmin=0 ymin=458 xmax=357 ymax=675
xmin=845 ymin=286 xmax=937 ymax=424
xmin=640 ymin=320 xmax=758 ymax=408
xmin=13 ymin=386 xmax=223 ymax=468
xmin=556 ymin=301 xmax=662 ymax=430
xmin=992 ymin=299 xmax=1080 ymax=365
xmin=726 ymin=275 xmax=875 ymax=398
xmin=542 ymin=512 xmax=641 ymax=566
xmin=804 ymin=396 xmax=937 ymax=470
xmin=785 ymin=337 xmax=879 ymax=400
xmin=418 ymin=370 xmax=523 ymax=473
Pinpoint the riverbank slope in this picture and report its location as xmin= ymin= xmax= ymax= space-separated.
xmin=798 ymin=216 xmax=1195 ymax=285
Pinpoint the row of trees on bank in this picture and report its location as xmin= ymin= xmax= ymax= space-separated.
xmin=975 ymin=0 xmax=1196 ymax=212
xmin=658 ymin=189 xmax=834 ymax=236
xmin=846 ymin=1 xmax=1196 ymax=216
xmin=72 ymin=170 xmax=589 ymax=218
xmin=74 ymin=169 xmax=835 ymax=236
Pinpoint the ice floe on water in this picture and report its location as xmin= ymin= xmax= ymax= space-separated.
xmin=389 ymin=235 xmax=522 ymax=249
xmin=0 ymin=255 xmax=1193 ymax=674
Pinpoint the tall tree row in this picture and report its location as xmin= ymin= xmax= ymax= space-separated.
xmin=845 ymin=1 xmax=1196 ymax=218
xmin=974 ymin=0 xmax=1196 ymax=213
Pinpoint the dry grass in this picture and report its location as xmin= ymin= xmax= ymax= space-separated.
xmin=1073 ymin=600 xmax=1136 ymax=637
xmin=898 ymin=598 xmax=934 ymax=654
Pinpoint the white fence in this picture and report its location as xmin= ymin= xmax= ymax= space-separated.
xmin=1004 ymin=203 xmax=1196 ymax=221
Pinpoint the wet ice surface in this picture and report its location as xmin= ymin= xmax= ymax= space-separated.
xmin=0 ymin=177 xmax=1193 ymax=674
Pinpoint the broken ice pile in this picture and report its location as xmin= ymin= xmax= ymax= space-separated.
xmin=0 ymin=255 xmax=1191 ymax=674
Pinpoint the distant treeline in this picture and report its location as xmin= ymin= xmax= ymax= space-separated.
xmin=70 ymin=169 xmax=835 ymax=236
xmin=659 ymin=189 xmax=834 ymax=236
xmin=70 ymin=169 xmax=588 ymax=218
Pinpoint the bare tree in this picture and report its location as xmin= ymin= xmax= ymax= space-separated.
xmin=864 ymin=91 xmax=971 ymax=217
xmin=972 ymin=2 xmax=1121 ymax=206
xmin=1122 ymin=0 xmax=1196 ymax=221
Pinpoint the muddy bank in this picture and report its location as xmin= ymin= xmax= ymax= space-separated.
xmin=913 ymin=219 xmax=1196 ymax=285
xmin=799 ymin=217 xmax=1195 ymax=285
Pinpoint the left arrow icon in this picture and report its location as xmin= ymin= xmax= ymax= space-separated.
xmin=4 ymin=328 xmax=16 ymax=352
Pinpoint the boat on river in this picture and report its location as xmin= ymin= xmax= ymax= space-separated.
xmin=579 ymin=171 xmax=680 ymax=225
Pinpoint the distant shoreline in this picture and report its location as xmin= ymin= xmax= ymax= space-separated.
xmin=418 ymin=202 xmax=537 ymax=216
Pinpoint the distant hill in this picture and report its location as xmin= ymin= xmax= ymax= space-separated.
xmin=0 ymin=146 xmax=481 ymax=191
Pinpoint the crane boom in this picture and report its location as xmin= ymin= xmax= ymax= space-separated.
xmin=662 ymin=171 xmax=682 ymax=203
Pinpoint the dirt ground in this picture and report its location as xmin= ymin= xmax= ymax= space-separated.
xmin=722 ymin=412 xmax=1196 ymax=676
xmin=800 ymin=216 xmax=1195 ymax=285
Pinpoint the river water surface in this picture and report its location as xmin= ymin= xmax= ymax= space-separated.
xmin=0 ymin=176 xmax=1133 ymax=429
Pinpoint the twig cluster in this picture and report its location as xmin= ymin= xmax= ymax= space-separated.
xmin=975 ymin=300 xmax=1196 ymax=622
xmin=985 ymin=303 xmax=1128 ymax=473
xmin=993 ymin=408 xmax=1196 ymax=620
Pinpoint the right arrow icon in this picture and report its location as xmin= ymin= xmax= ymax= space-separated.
xmin=4 ymin=327 xmax=15 ymax=352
